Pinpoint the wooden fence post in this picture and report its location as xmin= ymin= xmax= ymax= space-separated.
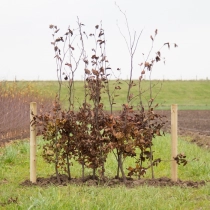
xmin=171 ymin=104 xmax=178 ymax=181
xmin=30 ymin=102 xmax=37 ymax=183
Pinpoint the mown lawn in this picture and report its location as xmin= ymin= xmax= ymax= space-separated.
xmin=0 ymin=134 xmax=210 ymax=209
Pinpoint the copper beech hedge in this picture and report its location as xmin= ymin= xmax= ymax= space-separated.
xmin=32 ymin=19 xmax=186 ymax=183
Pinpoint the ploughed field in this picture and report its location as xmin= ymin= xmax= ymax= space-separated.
xmin=157 ymin=110 xmax=210 ymax=149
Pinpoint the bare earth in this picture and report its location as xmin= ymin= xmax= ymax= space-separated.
xmin=21 ymin=175 xmax=207 ymax=188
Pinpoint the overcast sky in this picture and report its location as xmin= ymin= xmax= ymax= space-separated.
xmin=0 ymin=0 xmax=210 ymax=81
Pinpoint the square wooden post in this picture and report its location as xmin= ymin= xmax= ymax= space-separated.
xmin=171 ymin=104 xmax=178 ymax=181
xmin=30 ymin=102 xmax=37 ymax=183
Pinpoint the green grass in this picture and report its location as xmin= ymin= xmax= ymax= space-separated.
xmin=2 ymin=80 xmax=210 ymax=110
xmin=0 ymin=135 xmax=210 ymax=209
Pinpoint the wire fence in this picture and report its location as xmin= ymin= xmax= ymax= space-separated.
xmin=0 ymin=82 xmax=52 ymax=145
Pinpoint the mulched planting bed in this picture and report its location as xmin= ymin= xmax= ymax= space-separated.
xmin=21 ymin=175 xmax=207 ymax=188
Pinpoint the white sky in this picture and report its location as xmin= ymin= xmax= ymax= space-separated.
xmin=0 ymin=0 xmax=210 ymax=80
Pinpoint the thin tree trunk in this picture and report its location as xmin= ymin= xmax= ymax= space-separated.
xmin=101 ymin=162 xmax=105 ymax=178
xmin=119 ymin=153 xmax=126 ymax=182
xmin=139 ymin=151 xmax=143 ymax=180
xmin=66 ymin=155 xmax=71 ymax=180
xmin=55 ymin=136 xmax=61 ymax=184
xmin=93 ymin=168 xmax=96 ymax=179
xmin=149 ymin=144 xmax=154 ymax=179
xmin=82 ymin=161 xmax=85 ymax=181
xmin=55 ymin=161 xmax=61 ymax=183
xmin=117 ymin=163 xmax=120 ymax=179
xmin=66 ymin=138 xmax=71 ymax=180
xmin=116 ymin=150 xmax=120 ymax=178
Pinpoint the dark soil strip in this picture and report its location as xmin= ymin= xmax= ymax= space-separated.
xmin=21 ymin=174 xmax=207 ymax=188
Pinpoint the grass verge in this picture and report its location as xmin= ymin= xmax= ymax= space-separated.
xmin=3 ymin=80 xmax=210 ymax=110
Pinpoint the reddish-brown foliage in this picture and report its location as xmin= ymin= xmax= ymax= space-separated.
xmin=32 ymin=19 xmax=185 ymax=183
